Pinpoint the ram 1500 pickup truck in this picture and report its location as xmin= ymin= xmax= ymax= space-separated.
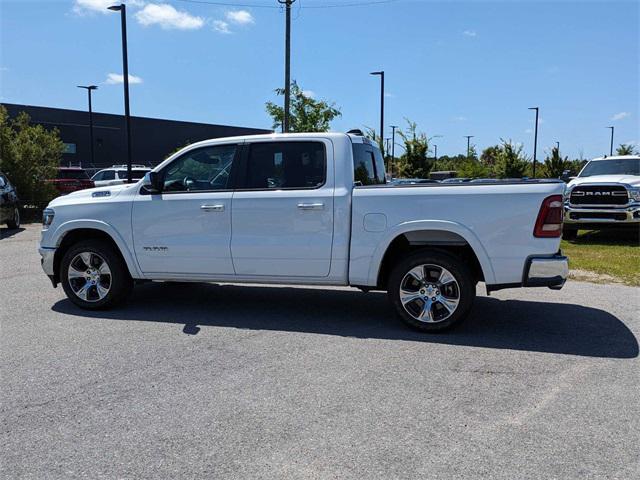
xmin=563 ymin=155 xmax=640 ymax=239
xmin=39 ymin=132 xmax=568 ymax=332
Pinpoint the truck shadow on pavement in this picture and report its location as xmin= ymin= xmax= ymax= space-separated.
xmin=52 ymin=282 xmax=638 ymax=359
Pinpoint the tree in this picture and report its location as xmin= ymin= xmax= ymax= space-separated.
xmin=494 ymin=139 xmax=529 ymax=178
xmin=395 ymin=120 xmax=431 ymax=178
xmin=480 ymin=145 xmax=501 ymax=168
xmin=0 ymin=106 xmax=62 ymax=205
xmin=616 ymin=143 xmax=638 ymax=156
xmin=542 ymin=146 xmax=570 ymax=178
xmin=457 ymin=158 xmax=489 ymax=178
xmin=265 ymin=81 xmax=341 ymax=132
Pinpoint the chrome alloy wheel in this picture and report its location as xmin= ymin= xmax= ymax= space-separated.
xmin=399 ymin=264 xmax=461 ymax=323
xmin=67 ymin=252 xmax=112 ymax=302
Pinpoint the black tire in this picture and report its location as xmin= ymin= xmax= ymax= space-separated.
xmin=388 ymin=250 xmax=475 ymax=332
xmin=562 ymin=226 xmax=578 ymax=240
xmin=6 ymin=207 xmax=20 ymax=229
xmin=60 ymin=239 xmax=133 ymax=310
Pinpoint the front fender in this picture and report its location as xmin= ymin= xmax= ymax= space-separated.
xmin=366 ymin=219 xmax=496 ymax=286
xmin=50 ymin=219 xmax=141 ymax=278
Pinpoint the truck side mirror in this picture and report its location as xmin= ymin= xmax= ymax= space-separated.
xmin=142 ymin=171 xmax=162 ymax=193
xmin=560 ymin=170 xmax=571 ymax=182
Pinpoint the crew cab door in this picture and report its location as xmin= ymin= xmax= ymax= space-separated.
xmin=131 ymin=143 xmax=240 ymax=275
xmin=231 ymin=139 xmax=334 ymax=277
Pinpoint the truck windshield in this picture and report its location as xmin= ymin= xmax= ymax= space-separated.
xmin=579 ymin=159 xmax=640 ymax=177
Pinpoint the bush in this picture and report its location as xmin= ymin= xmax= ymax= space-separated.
xmin=0 ymin=105 xmax=62 ymax=206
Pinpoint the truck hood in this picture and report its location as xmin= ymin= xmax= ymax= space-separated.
xmin=48 ymin=182 xmax=137 ymax=207
xmin=568 ymin=175 xmax=640 ymax=188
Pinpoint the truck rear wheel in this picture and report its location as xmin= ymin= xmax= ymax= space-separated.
xmin=60 ymin=239 xmax=133 ymax=310
xmin=388 ymin=250 xmax=475 ymax=332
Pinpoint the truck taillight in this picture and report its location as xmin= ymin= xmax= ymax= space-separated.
xmin=534 ymin=195 xmax=563 ymax=238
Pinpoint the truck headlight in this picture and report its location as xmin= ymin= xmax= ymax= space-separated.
xmin=629 ymin=188 xmax=640 ymax=202
xmin=42 ymin=208 xmax=55 ymax=230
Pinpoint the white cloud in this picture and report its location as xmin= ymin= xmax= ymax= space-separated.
xmin=384 ymin=92 xmax=395 ymax=98
xmin=611 ymin=111 xmax=630 ymax=121
xmin=213 ymin=20 xmax=231 ymax=34
xmin=73 ymin=1 xmax=145 ymax=16
xmin=463 ymin=30 xmax=477 ymax=37
xmin=135 ymin=3 xmax=204 ymax=30
xmin=106 ymin=73 xmax=143 ymax=85
xmin=452 ymin=116 xmax=467 ymax=122
xmin=302 ymin=90 xmax=315 ymax=98
xmin=226 ymin=10 xmax=254 ymax=25
xmin=73 ymin=0 xmax=117 ymax=15
xmin=525 ymin=128 xmax=533 ymax=134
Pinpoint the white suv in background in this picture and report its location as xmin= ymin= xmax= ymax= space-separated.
xmin=91 ymin=165 xmax=151 ymax=187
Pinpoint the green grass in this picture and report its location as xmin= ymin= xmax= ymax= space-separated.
xmin=561 ymin=229 xmax=640 ymax=286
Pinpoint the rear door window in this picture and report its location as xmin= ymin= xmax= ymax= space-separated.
xmin=244 ymin=141 xmax=326 ymax=189
xmin=352 ymin=143 xmax=386 ymax=185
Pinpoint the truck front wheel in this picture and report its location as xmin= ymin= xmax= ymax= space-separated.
xmin=388 ymin=250 xmax=475 ymax=332
xmin=60 ymin=239 xmax=133 ymax=310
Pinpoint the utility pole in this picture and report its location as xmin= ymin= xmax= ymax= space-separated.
xmin=464 ymin=135 xmax=474 ymax=158
xmin=108 ymin=3 xmax=133 ymax=183
xmin=529 ymin=107 xmax=539 ymax=178
xmin=370 ymin=71 xmax=384 ymax=154
xmin=77 ymin=85 xmax=98 ymax=168
xmin=278 ymin=0 xmax=296 ymax=133
xmin=390 ymin=124 xmax=397 ymax=177
xmin=607 ymin=126 xmax=614 ymax=156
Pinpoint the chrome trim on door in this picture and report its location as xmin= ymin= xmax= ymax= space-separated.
xmin=200 ymin=204 xmax=225 ymax=212
xmin=297 ymin=203 xmax=324 ymax=210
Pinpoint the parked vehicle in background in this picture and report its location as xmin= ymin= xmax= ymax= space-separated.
xmin=440 ymin=177 xmax=471 ymax=184
xmin=39 ymin=132 xmax=568 ymax=332
xmin=47 ymin=167 xmax=94 ymax=195
xmin=563 ymin=155 xmax=640 ymax=239
xmin=391 ymin=178 xmax=440 ymax=185
xmin=429 ymin=170 xmax=458 ymax=181
xmin=0 ymin=171 xmax=20 ymax=229
xmin=92 ymin=165 xmax=151 ymax=187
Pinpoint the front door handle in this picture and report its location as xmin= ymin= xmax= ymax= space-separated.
xmin=200 ymin=204 xmax=225 ymax=212
xmin=297 ymin=202 xmax=324 ymax=210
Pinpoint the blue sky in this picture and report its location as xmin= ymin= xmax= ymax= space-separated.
xmin=1 ymin=0 xmax=638 ymax=159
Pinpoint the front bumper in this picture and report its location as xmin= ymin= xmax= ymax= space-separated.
xmin=39 ymin=247 xmax=57 ymax=286
xmin=524 ymin=254 xmax=569 ymax=289
xmin=564 ymin=204 xmax=640 ymax=225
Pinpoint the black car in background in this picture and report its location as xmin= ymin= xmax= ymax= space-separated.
xmin=0 ymin=171 xmax=20 ymax=229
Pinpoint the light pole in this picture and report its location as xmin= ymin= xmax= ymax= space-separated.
xmin=529 ymin=107 xmax=539 ymax=178
xmin=277 ymin=0 xmax=296 ymax=132
xmin=556 ymin=141 xmax=560 ymax=151
xmin=607 ymin=126 xmax=614 ymax=156
xmin=433 ymin=144 xmax=438 ymax=171
xmin=370 ymin=71 xmax=384 ymax=154
xmin=77 ymin=85 xmax=97 ymax=168
xmin=390 ymin=124 xmax=398 ymax=177
xmin=464 ymin=135 xmax=474 ymax=158
xmin=108 ymin=3 xmax=133 ymax=183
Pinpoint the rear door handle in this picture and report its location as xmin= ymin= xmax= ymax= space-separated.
xmin=297 ymin=202 xmax=324 ymax=210
xmin=200 ymin=204 xmax=225 ymax=212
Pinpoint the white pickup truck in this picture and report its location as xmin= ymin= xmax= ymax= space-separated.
xmin=563 ymin=155 xmax=640 ymax=239
xmin=39 ymin=132 xmax=568 ymax=332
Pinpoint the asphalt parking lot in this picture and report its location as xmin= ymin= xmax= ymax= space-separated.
xmin=1 ymin=225 xmax=639 ymax=479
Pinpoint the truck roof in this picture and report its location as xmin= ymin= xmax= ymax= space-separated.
xmin=590 ymin=155 xmax=640 ymax=161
